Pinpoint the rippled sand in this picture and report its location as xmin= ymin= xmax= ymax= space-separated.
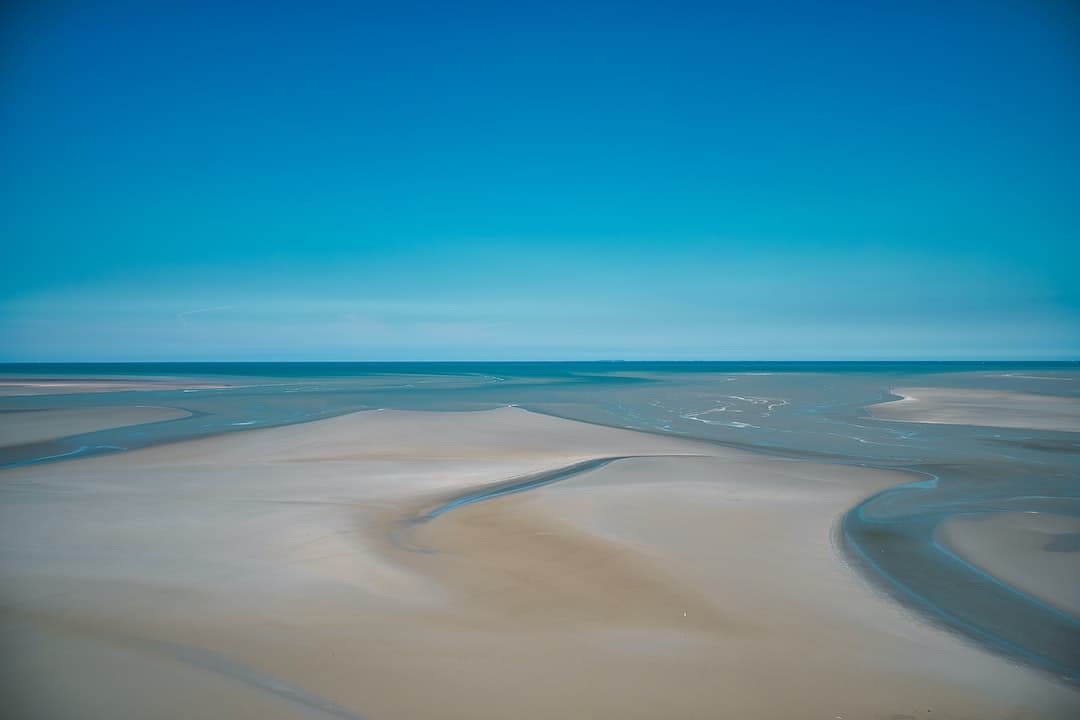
xmin=1 ymin=407 xmax=1076 ymax=718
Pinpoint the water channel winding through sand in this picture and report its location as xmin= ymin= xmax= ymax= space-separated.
xmin=2 ymin=362 xmax=1078 ymax=685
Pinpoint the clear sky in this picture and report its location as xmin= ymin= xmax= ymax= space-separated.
xmin=2 ymin=0 xmax=1078 ymax=360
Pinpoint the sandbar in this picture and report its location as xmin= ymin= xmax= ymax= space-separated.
xmin=868 ymin=387 xmax=1080 ymax=432
xmin=0 ymin=378 xmax=231 ymax=396
xmin=939 ymin=512 xmax=1080 ymax=617
xmin=0 ymin=406 xmax=192 ymax=448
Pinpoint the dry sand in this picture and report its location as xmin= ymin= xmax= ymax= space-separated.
xmin=868 ymin=387 xmax=1080 ymax=432
xmin=939 ymin=512 xmax=1080 ymax=617
xmin=0 ymin=406 xmax=192 ymax=448
xmin=1 ymin=407 xmax=1075 ymax=719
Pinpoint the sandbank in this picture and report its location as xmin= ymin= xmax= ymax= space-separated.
xmin=868 ymin=387 xmax=1080 ymax=432
xmin=939 ymin=512 xmax=1080 ymax=617
xmin=0 ymin=406 xmax=192 ymax=448
xmin=0 ymin=378 xmax=231 ymax=396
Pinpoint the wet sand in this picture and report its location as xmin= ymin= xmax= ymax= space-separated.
xmin=1 ymin=407 xmax=1076 ymax=718
xmin=868 ymin=387 xmax=1080 ymax=432
xmin=0 ymin=406 xmax=192 ymax=448
xmin=939 ymin=512 xmax=1080 ymax=617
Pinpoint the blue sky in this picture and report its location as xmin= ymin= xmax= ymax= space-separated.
xmin=2 ymin=0 xmax=1078 ymax=360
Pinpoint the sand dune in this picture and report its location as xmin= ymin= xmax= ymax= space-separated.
xmin=1 ymin=407 xmax=1075 ymax=718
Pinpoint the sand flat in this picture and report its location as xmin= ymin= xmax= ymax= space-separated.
xmin=939 ymin=512 xmax=1080 ymax=617
xmin=0 ymin=405 xmax=192 ymax=447
xmin=1 ymin=407 xmax=1075 ymax=719
xmin=868 ymin=387 xmax=1080 ymax=432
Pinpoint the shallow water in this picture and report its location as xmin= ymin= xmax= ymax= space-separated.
xmin=1 ymin=361 xmax=1078 ymax=680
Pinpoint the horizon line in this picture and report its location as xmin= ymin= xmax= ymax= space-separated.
xmin=1 ymin=359 xmax=1077 ymax=365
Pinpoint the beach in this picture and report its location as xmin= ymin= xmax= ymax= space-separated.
xmin=4 ymin=0 xmax=1076 ymax=711
xmin=2 ymin=405 xmax=1075 ymax=719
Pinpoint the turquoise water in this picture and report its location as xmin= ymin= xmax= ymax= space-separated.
xmin=1 ymin=361 xmax=1078 ymax=680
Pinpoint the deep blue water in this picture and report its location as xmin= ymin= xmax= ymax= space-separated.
xmin=1 ymin=361 xmax=1078 ymax=681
